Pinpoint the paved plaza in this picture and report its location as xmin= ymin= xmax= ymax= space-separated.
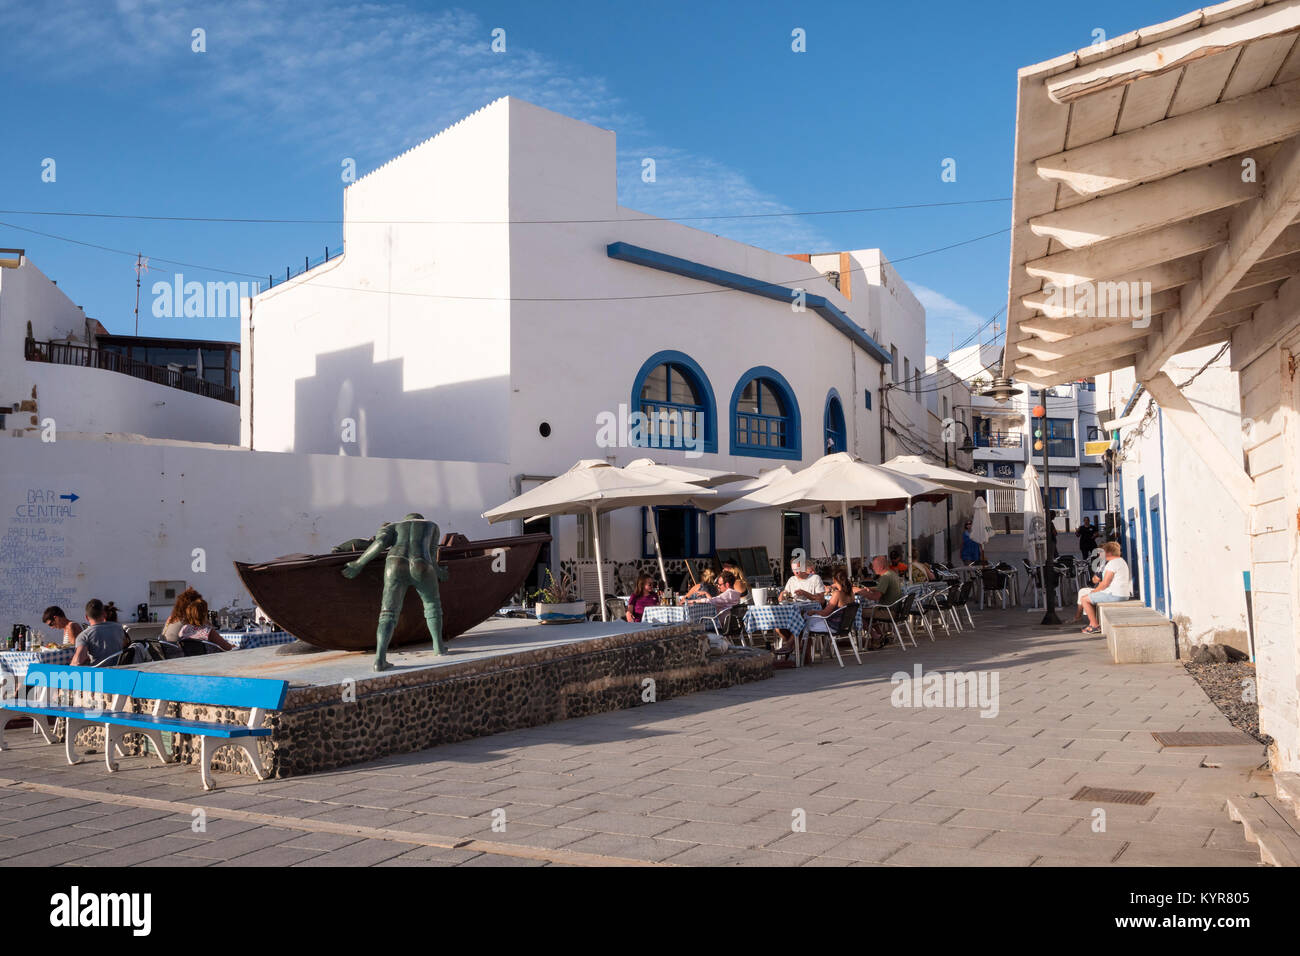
xmin=0 ymin=608 xmax=1268 ymax=866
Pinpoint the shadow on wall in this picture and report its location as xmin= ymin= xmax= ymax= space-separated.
xmin=293 ymin=342 xmax=508 ymax=462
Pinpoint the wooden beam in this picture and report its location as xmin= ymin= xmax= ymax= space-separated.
xmin=1142 ymin=370 xmax=1254 ymax=504
xmin=1022 ymin=286 xmax=1180 ymax=320
xmin=1045 ymin=2 xmax=1300 ymax=103
xmin=1138 ymin=134 xmax=1300 ymax=379
xmin=1015 ymin=340 xmax=1141 ymax=377
xmin=1014 ymin=353 xmax=1137 ymax=387
xmin=1231 ymin=273 xmax=1300 ymax=370
xmin=1259 ymin=220 xmax=1300 ymax=261
xmin=1025 ymin=213 xmax=1226 ymax=286
xmin=1235 ymin=250 xmax=1300 ymax=289
xmin=1029 ymin=156 xmax=1259 ymax=249
xmin=1212 ymin=280 xmax=1286 ymax=315
xmin=1038 ymin=78 xmax=1300 ymax=196
xmin=1014 ymin=320 xmax=1157 ymax=361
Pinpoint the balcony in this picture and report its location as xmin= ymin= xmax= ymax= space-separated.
xmin=25 ymin=338 xmax=237 ymax=404
xmin=973 ymin=432 xmax=1022 ymax=448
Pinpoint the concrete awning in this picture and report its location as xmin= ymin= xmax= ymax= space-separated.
xmin=1003 ymin=0 xmax=1300 ymax=391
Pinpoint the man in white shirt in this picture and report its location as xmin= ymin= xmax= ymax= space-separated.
xmin=1075 ymin=541 xmax=1133 ymax=633
xmin=782 ymin=560 xmax=825 ymax=603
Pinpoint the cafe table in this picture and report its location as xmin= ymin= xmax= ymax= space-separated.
xmin=218 ymin=630 xmax=298 ymax=650
xmin=641 ymin=602 xmax=719 ymax=627
xmin=0 ymin=644 xmax=76 ymax=681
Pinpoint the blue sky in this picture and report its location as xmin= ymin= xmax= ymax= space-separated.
xmin=0 ymin=0 xmax=1197 ymax=356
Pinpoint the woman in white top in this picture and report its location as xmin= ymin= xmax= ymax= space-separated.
xmin=1075 ymin=541 xmax=1132 ymax=634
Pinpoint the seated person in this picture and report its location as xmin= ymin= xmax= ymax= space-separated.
xmin=888 ymin=548 xmax=908 ymax=575
xmin=858 ymin=555 xmax=902 ymax=608
xmin=70 ymin=598 xmax=128 ymax=666
xmin=909 ymin=561 xmax=934 ymax=583
xmin=720 ymin=561 xmax=750 ymax=597
xmin=41 ymin=605 xmax=83 ymax=645
xmin=1074 ymin=541 xmax=1132 ymax=633
xmin=625 ymin=573 xmax=660 ymax=623
xmin=162 ymin=587 xmax=200 ymax=641
xmin=702 ymin=571 xmax=741 ymax=610
xmin=804 ymin=570 xmax=856 ymax=635
xmin=682 ymin=568 xmax=719 ymax=601
xmin=178 ymin=596 xmax=234 ymax=650
xmin=782 ymin=560 xmax=825 ymax=603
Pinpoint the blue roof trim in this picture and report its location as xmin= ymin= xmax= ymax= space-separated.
xmin=607 ymin=242 xmax=892 ymax=366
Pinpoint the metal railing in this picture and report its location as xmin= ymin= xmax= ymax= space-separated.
xmin=266 ymin=245 xmax=343 ymax=289
xmin=25 ymin=338 xmax=237 ymax=404
xmin=973 ymin=431 xmax=1022 ymax=448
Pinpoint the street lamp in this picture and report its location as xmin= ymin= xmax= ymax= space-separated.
xmin=943 ymin=419 xmax=976 ymax=563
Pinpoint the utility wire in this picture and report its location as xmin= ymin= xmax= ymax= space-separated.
xmin=0 ymin=197 xmax=1012 ymax=226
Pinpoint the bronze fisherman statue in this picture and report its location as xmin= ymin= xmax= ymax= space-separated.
xmin=341 ymin=513 xmax=447 ymax=670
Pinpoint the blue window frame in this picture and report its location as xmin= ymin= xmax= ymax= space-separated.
xmin=1046 ymin=486 xmax=1067 ymax=511
xmin=730 ymin=367 xmax=801 ymax=460
xmin=824 ymin=389 xmax=847 ymax=454
xmin=863 ymin=389 xmax=872 ymax=410
xmin=1046 ymin=418 xmax=1075 ymax=458
xmin=630 ymin=350 xmax=717 ymax=454
xmin=1081 ymin=487 xmax=1105 ymax=511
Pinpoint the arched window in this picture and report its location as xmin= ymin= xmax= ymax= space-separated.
xmin=730 ymin=367 xmax=801 ymax=460
xmin=824 ymin=390 xmax=846 ymax=454
xmin=629 ymin=350 xmax=717 ymax=454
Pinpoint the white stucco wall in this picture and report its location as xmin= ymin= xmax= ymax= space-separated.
xmin=241 ymin=98 xmax=514 ymax=463
xmin=1106 ymin=348 xmax=1252 ymax=651
xmin=1 ymin=258 xmax=236 ymax=443
xmin=0 ymin=433 xmax=510 ymax=642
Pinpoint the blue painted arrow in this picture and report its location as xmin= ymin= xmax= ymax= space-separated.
xmin=59 ymin=493 xmax=79 ymax=503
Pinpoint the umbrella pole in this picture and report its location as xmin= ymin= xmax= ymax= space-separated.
xmin=590 ymin=505 xmax=609 ymax=622
xmin=907 ymin=497 xmax=913 ymax=577
xmin=841 ymin=500 xmax=852 ymax=581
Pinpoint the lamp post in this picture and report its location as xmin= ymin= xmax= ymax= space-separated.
xmin=1035 ymin=389 xmax=1061 ymax=625
xmin=943 ymin=419 xmax=976 ymax=564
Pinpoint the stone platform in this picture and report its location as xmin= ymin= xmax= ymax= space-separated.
xmin=89 ymin=619 xmax=772 ymax=779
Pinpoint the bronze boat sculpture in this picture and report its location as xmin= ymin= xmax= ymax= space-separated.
xmin=233 ymin=532 xmax=550 ymax=651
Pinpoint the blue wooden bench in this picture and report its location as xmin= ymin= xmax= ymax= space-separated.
xmin=1 ymin=664 xmax=288 ymax=790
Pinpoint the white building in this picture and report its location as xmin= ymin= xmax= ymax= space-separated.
xmin=1096 ymin=346 xmax=1253 ymax=652
xmin=999 ymin=0 xmax=1300 ymax=778
xmin=946 ymin=340 xmax=1110 ymax=533
xmin=0 ymin=251 xmax=238 ymax=445
xmin=241 ymin=98 xmax=931 ymax=589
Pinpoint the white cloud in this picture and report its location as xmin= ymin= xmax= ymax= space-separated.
xmin=912 ymin=285 xmax=987 ymax=329
xmin=0 ymin=0 xmax=829 ymax=253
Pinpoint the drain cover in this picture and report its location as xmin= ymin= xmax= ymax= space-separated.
xmin=1151 ymin=731 xmax=1256 ymax=747
xmin=1071 ymin=786 xmax=1155 ymax=806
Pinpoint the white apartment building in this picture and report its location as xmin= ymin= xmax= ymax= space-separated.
xmin=241 ymin=97 xmax=935 ymax=589
xmin=946 ymin=341 xmax=1109 ymax=533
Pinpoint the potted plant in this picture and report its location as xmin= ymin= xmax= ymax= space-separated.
xmin=530 ymin=569 xmax=585 ymax=624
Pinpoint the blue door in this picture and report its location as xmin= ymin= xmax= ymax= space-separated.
xmin=1125 ymin=508 xmax=1141 ymax=602
xmin=1149 ymin=500 xmax=1165 ymax=613
xmin=1137 ymin=478 xmax=1152 ymax=608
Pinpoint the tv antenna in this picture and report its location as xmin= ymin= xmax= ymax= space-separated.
xmin=133 ymin=253 xmax=150 ymax=336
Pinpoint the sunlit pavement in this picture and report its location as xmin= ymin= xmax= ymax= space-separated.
xmin=0 ymin=606 xmax=1265 ymax=866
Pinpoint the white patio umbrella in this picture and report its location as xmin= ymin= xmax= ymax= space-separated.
xmin=482 ymin=460 xmax=714 ymax=620
xmin=623 ymin=458 xmax=753 ymax=588
xmin=970 ymin=496 xmax=993 ymax=547
xmin=883 ymin=455 xmax=1022 ymax=493
xmin=712 ymin=452 xmax=942 ymax=580
xmin=1022 ymin=463 xmax=1046 ymax=564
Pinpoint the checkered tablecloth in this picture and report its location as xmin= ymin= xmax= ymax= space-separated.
xmin=742 ymin=604 xmax=808 ymax=635
xmin=0 ymin=645 xmax=76 ymax=680
xmin=219 ymin=630 xmax=297 ymax=650
xmin=641 ymin=603 xmax=720 ymax=627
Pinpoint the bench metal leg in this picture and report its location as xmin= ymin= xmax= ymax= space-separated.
xmin=103 ymin=725 xmax=125 ymax=772
xmin=199 ymin=736 xmax=217 ymax=790
xmin=237 ymin=740 xmax=268 ymax=781
xmin=64 ymin=718 xmax=88 ymax=765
